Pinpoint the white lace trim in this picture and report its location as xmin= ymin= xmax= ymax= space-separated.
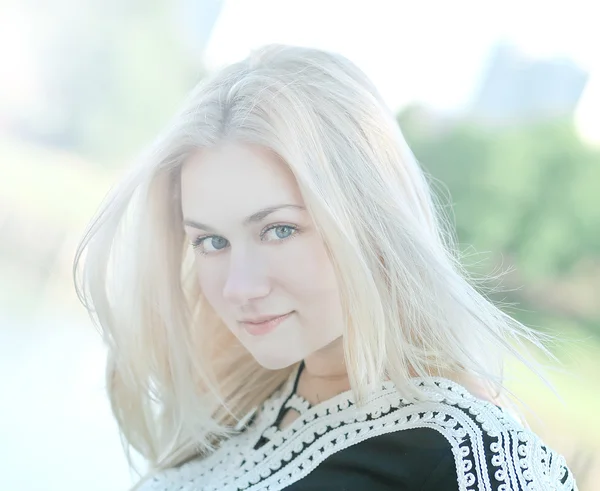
xmin=140 ymin=370 xmax=578 ymax=491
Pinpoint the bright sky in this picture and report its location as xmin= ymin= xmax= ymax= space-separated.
xmin=0 ymin=5 xmax=41 ymax=113
xmin=0 ymin=0 xmax=596 ymax=126
xmin=204 ymin=0 xmax=599 ymax=114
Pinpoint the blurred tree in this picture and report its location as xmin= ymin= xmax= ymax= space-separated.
xmin=18 ymin=0 xmax=202 ymax=164
xmin=399 ymin=106 xmax=600 ymax=337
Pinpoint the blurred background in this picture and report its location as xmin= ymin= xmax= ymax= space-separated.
xmin=1 ymin=0 xmax=598 ymax=489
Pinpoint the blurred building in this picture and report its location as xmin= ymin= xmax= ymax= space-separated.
xmin=469 ymin=43 xmax=589 ymax=124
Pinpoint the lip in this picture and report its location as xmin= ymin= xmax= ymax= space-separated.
xmin=239 ymin=311 xmax=293 ymax=336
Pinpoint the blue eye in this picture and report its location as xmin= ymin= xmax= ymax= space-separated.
xmin=191 ymin=224 xmax=299 ymax=255
xmin=261 ymin=225 xmax=297 ymax=241
xmin=192 ymin=235 xmax=229 ymax=254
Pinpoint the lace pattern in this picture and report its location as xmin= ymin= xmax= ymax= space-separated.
xmin=141 ymin=367 xmax=578 ymax=491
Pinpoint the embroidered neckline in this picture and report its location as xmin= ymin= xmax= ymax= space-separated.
xmin=265 ymin=361 xmax=481 ymax=428
xmin=142 ymin=365 xmax=578 ymax=491
xmin=249 ymin=363 xmax=510 ymax=457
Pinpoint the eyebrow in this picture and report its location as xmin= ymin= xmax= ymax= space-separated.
xmin=183 ymin=204 xmax=306 ymax=232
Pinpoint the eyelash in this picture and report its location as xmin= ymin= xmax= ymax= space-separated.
xmin=190 ymin=223 xmax=300 ymax=256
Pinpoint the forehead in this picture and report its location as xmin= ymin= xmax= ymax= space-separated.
xmin=180 ymin=143 xmax=304 ymax=215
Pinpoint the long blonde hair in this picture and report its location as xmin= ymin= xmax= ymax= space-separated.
xmin=73 ymin=44 xmax=557 ymax=485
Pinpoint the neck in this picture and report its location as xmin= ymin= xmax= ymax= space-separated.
xmin=302 ymin=337 xmax=347 ymax=377
xmin=296 ymin=339 xmax=350 ymax=405
xmin=296 ymin=347 xmax=503 ymax=409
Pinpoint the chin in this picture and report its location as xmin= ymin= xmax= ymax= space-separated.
xmin=252 ymin=352 xmax=301 ymax=371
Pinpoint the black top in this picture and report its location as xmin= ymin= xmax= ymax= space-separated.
xmin=261 ymin=361 xmax=470 ymax=490
xmin=285 ymin=426 xmax=458 ymax=490
xmin=141 ymin=361 xmax=578 ymax=490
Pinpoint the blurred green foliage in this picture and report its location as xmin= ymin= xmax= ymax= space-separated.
xmin=399 ymin=107 xmax=600 ymax=340
xmin=20 ymin=0 xmax=201 ymax=164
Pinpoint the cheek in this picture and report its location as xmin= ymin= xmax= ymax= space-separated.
xmin=276 ymin=237 xmax=340 ymax=300
xmin=278 ymin=240 xmax=345 ymax=345
xmin=196 ymin=262 xmax=227 ymax=311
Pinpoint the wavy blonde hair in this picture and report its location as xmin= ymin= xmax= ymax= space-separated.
xmin=73 ymin=44 xmax=557 ymax=487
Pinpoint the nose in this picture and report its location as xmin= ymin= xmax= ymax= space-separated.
xmin=222 ymin=250 xmax=271 ymax=305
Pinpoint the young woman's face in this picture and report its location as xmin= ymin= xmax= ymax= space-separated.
xmin=181 ymin=143 xmax=344 ymax=369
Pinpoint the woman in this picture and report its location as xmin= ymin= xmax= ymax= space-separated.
xmin=74 ymin=44 xmax=578 ymax=490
